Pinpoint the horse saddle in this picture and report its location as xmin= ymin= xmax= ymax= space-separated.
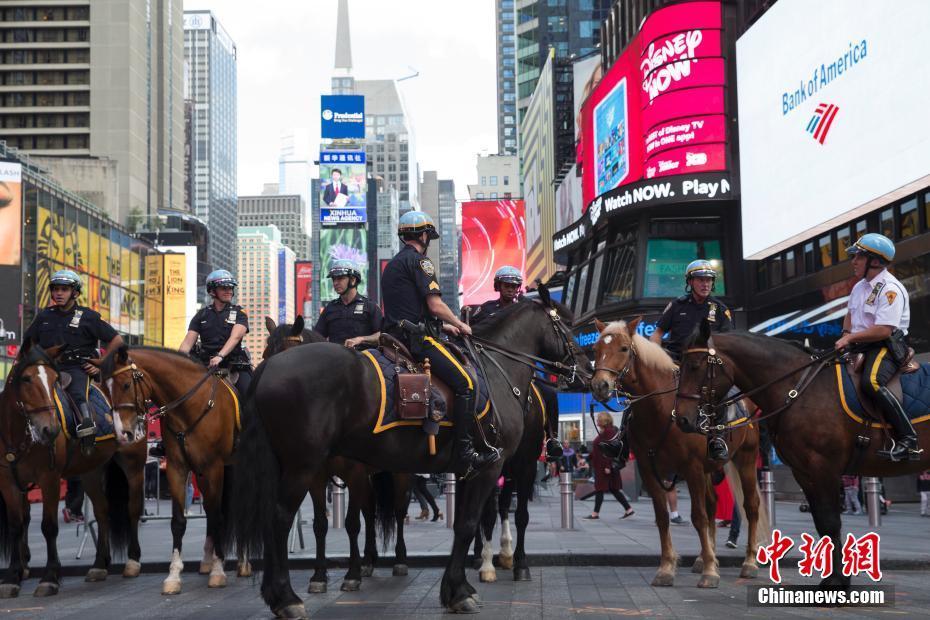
xmin=53 ymin=383 xmax=116 ymax=443
xmin=838 ymin=351 xmax=930 ymax=426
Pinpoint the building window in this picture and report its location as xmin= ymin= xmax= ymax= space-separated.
xmin=769 ymin=255 xmax=783 ymax=286
xmin=490 ymin=176 xmax=498 ymax=185
xmin=490 ymin=192 xmax=498 ymax=199
xmin=855 ymin=219 xmax=868 ymax=240
xmin=900 ymin=197 xmax=918 ymax=238
xmin=880 ymin=208 xmax=894 ymax=239
xmin=836 ymin=226 xmax=851 ymax=260
xmin=480 ymin=176 xmax=486 ymax=186
xmin=503 ymin=176 xmax=510 ymax=185
xmin=476 ymin=193 xmax=484 ymax=199
xmin=643 ymin=239 xmax=725 ymax=297
xmin=818 ymin=234 xmax=833 ymax=268
xmin=784 ymin=249 xmax=797 ymax=279
xmin=803 ymin=241 xmax=815 ymax=274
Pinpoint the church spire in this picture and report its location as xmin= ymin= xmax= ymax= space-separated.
xmin=334 ymin=0 xmax=353 ymax=75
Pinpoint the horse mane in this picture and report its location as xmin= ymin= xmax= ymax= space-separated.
xmin=472 ymin=298 xmax=575 ymax=339
xmin=601 ymin=321 xmax=677 ymax=375
xmin=266 ymin=324 xmax=323 ymax=351
xmin=100 ymin=344 xmax=201 ymax=381
xmin=692 ymin=329 xmax=811 ymax=365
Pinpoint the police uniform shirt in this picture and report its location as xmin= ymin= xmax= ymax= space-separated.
xmin=656 ymin=294 xmax=732 ymax=358
xmin=381 ymin=244 xmax=441 ymax=334
xmin=24 ymin=305 xmax=118 ymax=366
xmin=470 ymin=299 xmax=510 ymax=325
xmin=848 ymin=268 xmax=910 ymax=334
xmin=188 ymin=303 xmax=250 ymax=360
xmin=313 ymin=294 xmax=383 ymax=344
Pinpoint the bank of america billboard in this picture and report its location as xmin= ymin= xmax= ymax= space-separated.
xmin=321 ymin=95 xmax=365 ymax=139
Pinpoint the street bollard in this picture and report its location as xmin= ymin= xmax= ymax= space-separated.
xmin=445 ymin=473 xmax=456 ymax=529
xmin=332 ymin=478 xmax=346 ymax=529
xmin=559 ymin=472 xmax=574 ymax=529
xmin=864 ymin=476 xmax=881 ymax=528
xmin=760 ymin=469 xmax=776 ymax=527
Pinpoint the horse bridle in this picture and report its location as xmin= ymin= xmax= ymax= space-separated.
xmin=108 ymin=362 xmax=154 ymax=437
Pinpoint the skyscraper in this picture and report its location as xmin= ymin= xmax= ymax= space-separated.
xmin=278 ymin=128 xmax=313 ymax=230
xmin=184 ymin=10 xmax=238 ymax=272
xmin=496 ymin=0 xmax=518 ymax=155
xmin=237 ymin=226 xmax=295 ymax=357
xmin=238 ymin=194 xmax=311 ymax=262
xmin=420 ymin=171 xmax=459 ymax=313
xmin=0 ymin=0 xmax=185 ymax=225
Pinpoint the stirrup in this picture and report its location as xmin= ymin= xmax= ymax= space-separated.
xmin=708 ymin=437 xmax=729 ymax=462
xmin=877 ymin=439 xmax=923 ymax=462
xmin=461 ymin=447 xmax=501 ymax=481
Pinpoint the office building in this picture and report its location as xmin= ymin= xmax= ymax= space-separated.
xmin=467 ymin=154 xmax=520 ymax=200
xmin=278 ymin=128 xmax=313 ymax=229
xmin=238 ymin=194 xmax=311 ymax=262
xmin=184 ymin=10 xmax=238 ymax=272
xmin=420 ymin=171 xmax=459 ymax=313
xmin=496 ymin=0 xmax=518 ymax=155
xmin=237 ymin=225 xmax=295 ymax=357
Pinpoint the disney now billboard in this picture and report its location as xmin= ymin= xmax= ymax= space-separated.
xmin=737 ymin=0 xmax=930 ymax=259
xmin=579 ymin=1 xmax=729 ymax=210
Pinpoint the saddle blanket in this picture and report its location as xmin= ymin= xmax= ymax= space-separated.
xmin=361 ymin=350 xmax=490 ymax=434
xmin=837 ymin=363 xmax=930 ymax=425
xmin=53 ymin=383 xmax=116 ymax=443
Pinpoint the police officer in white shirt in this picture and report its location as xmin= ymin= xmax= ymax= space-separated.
xmin=835 ymin=233 xmax=921 ymax=461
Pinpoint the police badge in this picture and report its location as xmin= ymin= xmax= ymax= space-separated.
xmin=707 ymin=303 xmax=717 ymax=323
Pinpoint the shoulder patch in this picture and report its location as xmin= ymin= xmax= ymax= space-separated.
xmin=419 ymin=259 xmax=435 ymax=277
xmin=724 ymin=308 xmax=732 ymax=320
xmin=885 ymin=290 xmax=897 ymax=305
xmin=865 ymin=281 xmax=885 ymax=305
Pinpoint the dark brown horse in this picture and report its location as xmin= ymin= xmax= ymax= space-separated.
xmin=589 ymin=318 xmax=768 ymax=588
xmin=99 ymin=345 xmax=246 ymax=594
xmin=262 ymin=316 xmax=410 ymax=592
xmin=675 ymin=324 xmax=930 ymax=588
xmin=0 ymin=342 xmax=146 ymax=598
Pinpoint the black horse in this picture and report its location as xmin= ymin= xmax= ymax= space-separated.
xmin=232 ymin=290 xmax=581 ymax=618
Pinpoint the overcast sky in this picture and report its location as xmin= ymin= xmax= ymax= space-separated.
xmin=183 ymin=0 xmax=498 ymax=200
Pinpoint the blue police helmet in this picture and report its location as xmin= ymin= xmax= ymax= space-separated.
xmin=398 ymin=210 xmax=440 ymax=240
xmin=328 ymin=259 xmax=362 ymax=285
xmin=494 ymin=265 xmax=523 ymax=286
xmin=49 ymin=269 xmax=82 ymax=293
xmin=685 ymin=259 xmax=717 ymax=280
xmin=206 ymin=269 xmax=238 ymax=292
xmin=846 ymin=233 xmax=895 ymax=263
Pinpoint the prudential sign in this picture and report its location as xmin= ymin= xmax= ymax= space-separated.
xmin=321 ymin=95 xmax=365 ymax=139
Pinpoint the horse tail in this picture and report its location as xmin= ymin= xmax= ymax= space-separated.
xmin=230 ymin=379 xmax=279 ymax=561
xmin=370 ymin=471 xmax=396 ymax=552
xmin=104 ymin=459 xmax=131 ymax=559
xmin=0 ymin=491 xmax=10 ymax=561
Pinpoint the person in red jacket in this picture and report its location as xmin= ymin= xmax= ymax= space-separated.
xmin=584 ymin=412 xmax=635 ymax=520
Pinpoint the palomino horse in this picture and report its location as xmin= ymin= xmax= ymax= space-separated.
xmin=589 ymin=318 xmax=767 ymax=588
xmin=99 ymin=345 xmax=247 ymax=594
xmin=263 ymin=316 xmax=410 ymax=592
xmin=232 ymin=289 xmax=582 ymax=618
xmin=675 ymin=323 xmax=930 ymax=588
xmin=0 ymin=343 xmax=146 ymax=598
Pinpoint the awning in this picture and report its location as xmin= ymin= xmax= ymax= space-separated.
xmin=749 ymin=295 xmax=849 ymax=337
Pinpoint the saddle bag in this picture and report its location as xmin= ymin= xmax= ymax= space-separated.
xmin=396 ymin=373 xmax=431 ymax=420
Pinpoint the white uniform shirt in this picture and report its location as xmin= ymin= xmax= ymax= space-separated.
xmin=847 ymin=268 xmax=910 ymax=335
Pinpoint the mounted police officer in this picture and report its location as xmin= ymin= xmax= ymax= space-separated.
xmin=382 ymin=211 xmax=500 ymax=478
xmin=23 ymin=269 xmax=123 ymax=456
xmin=314 ymin=259 xmax=383 ymax=349
xmin=836 ymin=233 xmax=920 ymax=461
xmin=650 ymin=259 xmax=734 ymax=461
xmin=178 ymin=270 xmax=252 ymax=395
xmin=469 ymin=266 xmax=563 ymax=460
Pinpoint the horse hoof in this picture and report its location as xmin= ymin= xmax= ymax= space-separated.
xmin=123 ymin=560 xmax=142 ymax=578
xmin=33 ymin=582 xmax=59 ymax=597
xmin=85 ymin=568 xmax=108 ymax=582
xmin=450 ymin=596 xmax=480 ymax=614
xmin=237 ymin=562 xmax=253 ymax=578
xmin=697 ymin=574 xmax=720 ymax=589
xmin=740 ymin=563 xmax=759 ymax=579
xmin=498 ymin=554 xmax=514 ymax=570
xmin=199 ymin=561 xmax=212 ymax=575
xmin=471 ymin=592 xmax=483 ymax=606
xmin=513 ymin=567 xmax=531 ymax=582
xmin=208 ymin=573 xmax=227 ymax=588
xmin=275 ymin=603 xmax=309 ymax=619
xmin=691 ymin=558 xmax=704 ymax=574
xmin=392 ymin=564 xmax=408 ymax=577
xmin=651 ymin=572 xmax=675 ymax=587
xmin=0 ymin=584 xmax=20 ymax=598
xmin=307 ymin=580 xmax=327 ymax=594
xmin=162 ymin=579 xmax=182 ymax=595
xmin=360 ymin=564 xmax=374 ymax=578
xmin=341 ymin=579 xmax=361 ymax=592
xmin=479 ymin=569 xmax=497 ymax=583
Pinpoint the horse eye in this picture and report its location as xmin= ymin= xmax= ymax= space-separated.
xmin=21 ymin=376 xmax=31 ymax=383
xmin=123 ymin=382 xmax=131 ymax=390
xmin=620 ymin=346 xmax=629 ymax=353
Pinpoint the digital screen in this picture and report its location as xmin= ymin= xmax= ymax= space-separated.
xmin=319 ymin=150 xmax=367 ymax=225
xmin=460 ymin=200 xmax=526 ymax=306
xmin=321 ymin=95 xmax=365 ymax=139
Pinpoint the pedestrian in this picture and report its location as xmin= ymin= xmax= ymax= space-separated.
xmin=667 ymin=484 xmax=686 ymax=525
xmin=558 ymin=440 xmax=577 ymax=474
xmin=62 ymin=476 xmax=85 ymax=524
xmin=583 ymin=412 xmax=634 ymax=520
xmin=411 ymin=474 xmax=443 ymax=522
xmin=918 ymin=470 xmax=930 ymax=516
xmin=842 ymin=475 xmax=862 ymax=515
xmin=715 ymin=472 xmax=734 ymax=526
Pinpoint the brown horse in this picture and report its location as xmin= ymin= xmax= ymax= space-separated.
xmin=675 ymin=324 xmax=930 ymax=588
xmin=263 ymin=316 xmax=411 ymax=592
xmin=99 ymin=345 xmax=247 ymax=594
xmin=0 ymin=343 xmax=146 ymax=598
xmin=589 ymin=318 xmax=768 ymax=588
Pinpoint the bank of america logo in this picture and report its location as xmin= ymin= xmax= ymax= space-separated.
xmin=806 ymin=103 xmax=839 ymax=145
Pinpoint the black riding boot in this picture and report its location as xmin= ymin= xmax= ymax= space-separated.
xmin=545 ymin=438 xmax=563 ymax=461
xmin=75 ymin=402 xmax=96 ymax=456
xmin=454 ymin=393 xmax=500 ymax=479
xmin=874 ymin=387 xmax=923 ymax=461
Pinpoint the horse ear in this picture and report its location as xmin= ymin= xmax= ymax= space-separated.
xmin=265 ymin=316 xmax=277 ymax=335
xmin=116 ymin=344 xmax=129 ymax=365
xmin=594 ymin=318 xmax=606 ymax=333
xmin=627 ymin=316 xmax=643 ymax=336
xmin=536 ymin=280 xmax=552 ymax=307
xmin=291 ymin=315 xmax=305 ymax=336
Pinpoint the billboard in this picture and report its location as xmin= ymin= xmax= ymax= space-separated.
xmin=573 ymin=55 xmax=603 ymax=169
xmin=321 ymin=95 xmax=365 ymax=139
xmin=319 ymin=227 xmax=367 ymax=302
xmin=143 ymin=253 xmax=187 ymax=348
xmin=277 ymin=249 xmax=288 ymax=325
xmin=580 ymin=1 xmax=727 ymax=209
xmin=0 ymin=162 xmax=22 ymax=266
xmin=460 ymin=200 xmax=526 ymax=306
xmin=737 ymin=0 xmax=930 ymax=259
xmin=295 ymin=260 xmax=313 ymax=319
xmin=320 ymin=150 xmax=367 ymax=225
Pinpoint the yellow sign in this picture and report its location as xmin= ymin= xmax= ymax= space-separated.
xmin=144 ymin=254 xmax=164 ymax=346
xmin=163 ymin=254 xmax=187 ymax=349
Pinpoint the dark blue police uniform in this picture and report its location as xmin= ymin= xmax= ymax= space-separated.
xmin=656 ymin=294 xmax=732 ymax=361
xmin=313 ymin=294 xmax=383 ymax=346
xmin=187 ymin=303 xmax=252 ymax=394
xmin=24 ymin=305 xmax=118 ymax=409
